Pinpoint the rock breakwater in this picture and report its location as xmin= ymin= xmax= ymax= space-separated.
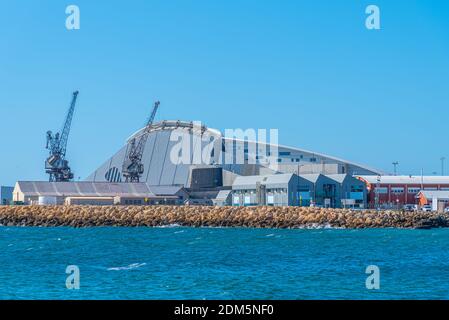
xmin=1 ymin=205 xmax=449 ymax=229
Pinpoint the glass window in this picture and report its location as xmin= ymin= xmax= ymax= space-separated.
xmin=391 ymin=187 xmax=404 ymax=194
xmin=375 ymin=187 xmax=388 ymax=194
xmin=407 ymin=188 xmax=420 ymax=193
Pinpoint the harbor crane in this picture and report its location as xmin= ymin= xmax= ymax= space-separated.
xmin=45 ymin=91 xmax=79 ymax=182
xmin=122 ymin=101 xmax=160 ymax=182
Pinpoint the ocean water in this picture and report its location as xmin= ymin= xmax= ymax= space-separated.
xmin=1 ymin=226 xmax=449 ymax=300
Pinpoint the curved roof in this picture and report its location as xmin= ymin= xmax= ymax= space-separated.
xmin=224 ymin=137 xmax=384 ymax=175
xmin=127 ymin=120 xmax=221 ymax=143
xmin=124 ymin=120 xmax=383 ymax=175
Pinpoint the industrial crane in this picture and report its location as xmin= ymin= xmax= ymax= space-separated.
xmin=122 ymin=101 xmax=160 ymax=182
xmin=45 ymin=91 xmax=79 ymax=182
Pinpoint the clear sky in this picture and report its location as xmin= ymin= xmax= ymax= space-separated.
xmin=1 ymin=0 xmax=448 ymax=186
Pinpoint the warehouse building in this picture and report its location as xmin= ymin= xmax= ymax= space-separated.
xmin=357 ymin=175 xmax=449 ymax=209
xmin=13 ymin=181 xmax=188 ymax=205
xmin=86 ymin=120 xmax=382 ymax=191
xmin=231 ymin=173 xmax=366 ymax=208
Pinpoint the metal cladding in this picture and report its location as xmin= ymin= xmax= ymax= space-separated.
xmin=86 ymin=120 xmax=381 ymax=187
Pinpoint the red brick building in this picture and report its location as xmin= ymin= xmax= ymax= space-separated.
xmin=356 ymin=175 xmax=449 ymax=209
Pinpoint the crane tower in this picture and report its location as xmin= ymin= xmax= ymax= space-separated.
xmin=45 ymin=91 xmax=79 ymax=182
xmin=122 ymin=101 xmax=160 ymax=182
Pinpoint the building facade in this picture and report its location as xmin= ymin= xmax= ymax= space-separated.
xmin=231 ymin=173 xmax=366 ymax=208
xmin=357 ymin=175 xmax=449 ymax=208
xmin=86 ymin=120 xmax=382 ymax=191
xmin=13 ymin=181 xmax=188 ymax=206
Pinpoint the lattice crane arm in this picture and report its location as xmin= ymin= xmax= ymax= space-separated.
xmin=58 ymin=91 xmax=79 ymax=157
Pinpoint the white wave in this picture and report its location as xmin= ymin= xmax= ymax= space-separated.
xmin=107 ymin=263 xmax=147 ymax=271
xmin=156 ymin=224 xmax=181 ymax=228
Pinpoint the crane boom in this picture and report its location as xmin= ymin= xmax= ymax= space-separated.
xmin=122 ymin=101 xmax=160 ymax=182
xmin=59 ymin=91 xmax=78 ymax=158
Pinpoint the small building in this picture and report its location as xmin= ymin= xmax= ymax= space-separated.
xmin=416 ymin=190 xmax=449 ymax=212
xmin=1 ymin=186 xmax=13 ymax=205
xmin=326 ymin=174 xmax=367 ymax=208
xmin=232 ymin=173 xmax=302 ymax=207
xmin=300 ymin=174 xmax=340 ymax=208
xmin=357 ymin=175 xmax=449 ymax=209
xmin=231 ymin=173 xmax=366 ymax=208
xmin=13 ymin=181 xmax=188 ymax=206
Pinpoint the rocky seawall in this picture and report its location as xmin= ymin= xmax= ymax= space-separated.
xmin=1 ymin=205 xmax=449 ymax=229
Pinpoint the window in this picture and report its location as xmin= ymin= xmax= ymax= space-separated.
xmin=391 ymin=187 xmax=404 ymax=194
xmin=375 ymin=187 xmax=388 ymax=194
xmin=407 ymin=187 xmax=420 ymax=194
xmin=279 ymin=151 xmax=291 ymax=156
xmin=310 ymin=158 xmax=317 ymax=162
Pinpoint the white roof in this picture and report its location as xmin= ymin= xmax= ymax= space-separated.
xmin=15 ymin=181 xmax=184 ymax=198
xmin=299 ymin=174 xmax=322 ymax=183
xmin=418 ymin=190 xmax=449 ymax=199
xmin=326 ymin=174 xmax=348 ymax=184
xmin=233 ymin=173 xmax=294 ymax=189
xmin=357 ymin=175 xmax=449 ymax=185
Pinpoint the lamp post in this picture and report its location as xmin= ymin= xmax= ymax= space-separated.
xmin=375 ymin=175 xmax=381 ymax=210
xmin=392 ymin=161 xmax=399 ymax=176
xmin=441 ymin=157 xmax=446 ymax=176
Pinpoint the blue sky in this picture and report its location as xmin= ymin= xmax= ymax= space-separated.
xmin=1 ymin=0 xmax=448 ymax=185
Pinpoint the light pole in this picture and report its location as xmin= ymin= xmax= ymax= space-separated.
xmin=375 ymin=175 xmax=381 ymax=210
xmin=441 ymin=157 xmax=446 ymax=176
xmin=392 ymin=161 xmax=399 ymax=176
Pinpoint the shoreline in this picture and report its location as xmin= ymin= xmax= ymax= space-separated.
xmin=1 ymin=205 xmax=449 ymax=229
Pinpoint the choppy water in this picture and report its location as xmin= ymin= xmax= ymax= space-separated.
xmin=1 ymin=226 xmax=449 ymax=299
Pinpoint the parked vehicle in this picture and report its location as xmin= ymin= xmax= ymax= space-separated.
xmin=444 ymin=207 xmax=449 ymax=213
xmin=421 ymin=205 xmax=432 ymax=212
xmin=402 ymin=204 xmax=416 ymax=212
